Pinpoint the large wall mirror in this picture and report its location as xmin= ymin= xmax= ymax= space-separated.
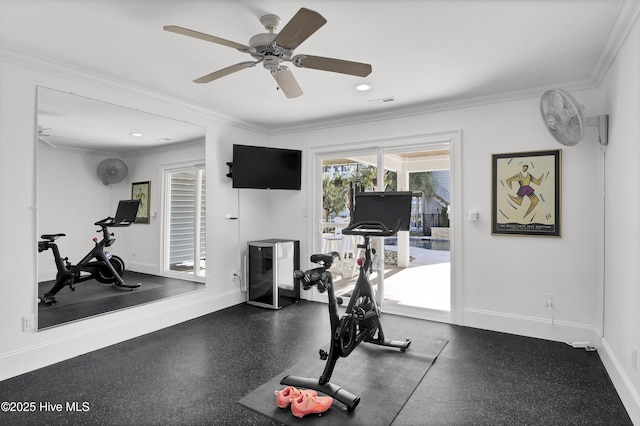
xmin=36 ymin=87 xmax=206 ymax=329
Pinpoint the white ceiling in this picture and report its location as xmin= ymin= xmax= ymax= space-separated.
xmin=1 ymin=0 xmax=636 ymax=135
xmin=36 ymin=87 xmax=205 ymax=152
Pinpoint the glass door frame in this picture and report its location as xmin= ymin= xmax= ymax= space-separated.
xmin=308 ymin=131 xmax=462 ymax=324
xmin=161 ymin=160 xmax=206 ymax=283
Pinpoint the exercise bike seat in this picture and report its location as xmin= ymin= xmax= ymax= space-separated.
xmin=310 ymin=252 xmax=339 ymax=267
xmin=40 ymin=233 xmax=66 ymax=241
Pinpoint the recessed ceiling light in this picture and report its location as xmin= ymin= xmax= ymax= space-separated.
xmin=355 ymin=83 xmax=373 ymax=92
xmin=130 ymin=132 xmax=143 ymax=137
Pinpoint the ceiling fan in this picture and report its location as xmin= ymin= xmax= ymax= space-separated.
xmin=164 ymin=7 xmax=372 ymax=98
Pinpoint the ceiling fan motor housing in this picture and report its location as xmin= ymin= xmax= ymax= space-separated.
xmin=248 ymin=32 xmax=276 ymax=50
xmin=248 ymin=32 xmax=293 ymax=71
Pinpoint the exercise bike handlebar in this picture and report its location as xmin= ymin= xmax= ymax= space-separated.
xmin=294 ymin=267 xmax=331 ymax=292
xmin=94 ymin=216 xmax=135 ymax=227
xmin=341 ymin=220 xmax=402 ymax=237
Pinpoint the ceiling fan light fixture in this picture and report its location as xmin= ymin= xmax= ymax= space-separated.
xmin=263 ymin=55 xmax=280 ymax=71
xmin=355 ymin=83 xmax=372 ymax=92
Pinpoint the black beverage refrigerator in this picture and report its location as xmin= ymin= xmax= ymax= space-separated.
xmin=246 ymin=239 xmax=300 ymax=309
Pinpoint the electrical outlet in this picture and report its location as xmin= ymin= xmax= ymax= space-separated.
xmin=544 ymin=293 xmax=555 ymax=308
xmin=22 ymin=315 xmax=35 ymax=331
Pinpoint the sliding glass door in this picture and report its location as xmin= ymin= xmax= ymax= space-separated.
xmin=315 ymin=141 xmax=453 ymax=320
xmin=380 ymin=147 xmax=451 ymax=316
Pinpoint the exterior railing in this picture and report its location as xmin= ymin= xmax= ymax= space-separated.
xmin=410 ymin=213 xmax=447 ymax=236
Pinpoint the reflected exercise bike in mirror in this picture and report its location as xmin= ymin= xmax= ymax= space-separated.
xmin=282 ymin=191 xmax=413 ymax=411
xmin=38 ymin=200 xmax=140 ymax=305
xmin=36 ymin=87 xmax=207 ymax=328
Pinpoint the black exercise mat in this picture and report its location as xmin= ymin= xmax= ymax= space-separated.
xmin=238 ymin=333 xmax=447 ymax=425
xmin=38 ymin=279 xmax=164 ymax=309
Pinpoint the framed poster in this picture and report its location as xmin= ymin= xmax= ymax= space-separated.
xmin=491 ymin=150 xmax=561 ymax=237
xmin=131 ymin=181 xmax=151 ymax=224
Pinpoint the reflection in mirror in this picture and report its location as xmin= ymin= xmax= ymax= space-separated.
xmin=36 ymin=87 xmax=206 ymax=329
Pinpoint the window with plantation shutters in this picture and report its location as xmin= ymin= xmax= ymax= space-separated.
xmin=166 ymin=165 xmax=205 ymax=277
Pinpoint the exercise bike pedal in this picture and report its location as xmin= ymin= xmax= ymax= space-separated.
xmin=319 ymin=349 xmax=328 ymax=360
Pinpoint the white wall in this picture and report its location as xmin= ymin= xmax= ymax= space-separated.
xmin=37 ymin=146 xmax=117 ymax=280
xmin=270 ymin=93 xmax=601 ymax=342
xmin=597 ymin=13 xmax=640 ymax=422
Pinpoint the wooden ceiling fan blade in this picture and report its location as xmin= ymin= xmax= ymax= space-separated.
xmin=273 ymin=8 xmax=326 ymax=50
xmin=193 ymin=62 xmax=256 ymax=83
xmin=272 ymin=67 xmax=303 ymax=98
xmin=293 ymin=54 xmax=372 ymax=77
xmin=164 ymin=25 xmax=249 ymax=51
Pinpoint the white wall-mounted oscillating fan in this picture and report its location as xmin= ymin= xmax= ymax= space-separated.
xmin=540 ymin=88 xmax=608 ymax=146
xmin=97 ymin=158 xmax=128 ymax=186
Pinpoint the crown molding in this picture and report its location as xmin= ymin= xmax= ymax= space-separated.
xmin=591 ymin=0 xmax=640 ymax=85
xmin=265 ymin=79 xmax=599 ymax=136
xmin=0 ymin=44 xmax=266 ymax=135
xmin=4 ymin=0 xmax=638 ymax=139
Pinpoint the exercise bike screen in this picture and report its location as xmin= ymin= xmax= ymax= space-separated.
xmin=113 ymin=199 xmax=140 ymax=224
xmin=352 ymin=191 xmax=413 ymax=231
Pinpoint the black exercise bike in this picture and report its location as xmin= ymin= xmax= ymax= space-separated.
xmin=281 ymin=191 xmax=413 ymax=411
xmin=38 ymin=200 xmax=141 ymax=305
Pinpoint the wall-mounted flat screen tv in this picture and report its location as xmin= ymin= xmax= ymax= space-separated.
xmin=230 ymin=144 xmax=302 ymax=190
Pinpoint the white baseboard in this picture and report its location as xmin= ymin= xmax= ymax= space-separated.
xmin=462 ymin=307 xmax=599 ymax=345
xmin=0 ymin=289 xmax=244 ymax=382
xmin=38 ymin=268 xmax=56 ymax=283
xmin=127 ymin=260 xmax=159 ymax=275
xmin=383 ymin=303 xmax=452 ymax=323
xmin=599 ymin=338 xmax=640 ymax=425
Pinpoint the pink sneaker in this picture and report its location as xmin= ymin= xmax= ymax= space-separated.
xmin=290 ymin=392 xmax=333 ymax=418
xmin=274 ymin=386 xmax=317 ymax=409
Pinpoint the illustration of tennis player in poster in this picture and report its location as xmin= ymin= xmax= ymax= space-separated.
xmin=492 ymin=150 xmax=561 ymax=236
